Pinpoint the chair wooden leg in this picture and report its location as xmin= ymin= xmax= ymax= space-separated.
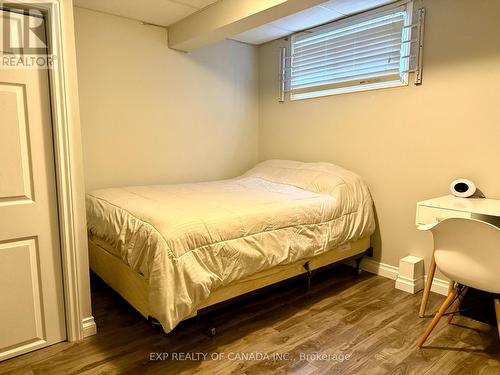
xmin=494 ymin=298 xmax=500 ymax=341
xmin=447 ymin=286 xmax=468 ymax=324
xmin=419 ymin=254 xmax=436 ymax=318
xmin=417 ymin=285 xmax=458 ymax=348
xmin=448 ymin=280 xmax=455 ymax=294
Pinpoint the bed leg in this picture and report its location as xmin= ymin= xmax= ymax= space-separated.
xmin=355 ymin=257 xmax=363 ymax=275
xmin=148 ymin=316 xmax=163 ymax=330
xmin=205 ymin=326 xmax=217 ymax=337
xmin=366 ymin=246 xmax=374 ymax=257
xmin=199 ymin=314 xmax=217 ymax=337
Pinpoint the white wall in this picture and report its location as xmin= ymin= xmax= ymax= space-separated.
xmin=74 ymin=7 xmax=259 ymax=191
xmin=75 ymin=0 xmax=500 ymax=287
xmin=258 ymin=0 xmax=500 ymax=270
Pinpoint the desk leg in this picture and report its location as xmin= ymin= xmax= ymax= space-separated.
xmin=419 ymin=254 xmax=436 ymax=318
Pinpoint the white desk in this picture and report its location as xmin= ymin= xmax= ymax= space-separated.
xmin=416 ymin=195 xmax=500 ymax=317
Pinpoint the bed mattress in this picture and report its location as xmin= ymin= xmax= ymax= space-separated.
xmin=86 ymin=160 xmax=375 ymax=332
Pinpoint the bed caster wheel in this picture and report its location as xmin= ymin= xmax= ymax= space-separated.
xmin=205 ymin=327 xmax=217 ymax=337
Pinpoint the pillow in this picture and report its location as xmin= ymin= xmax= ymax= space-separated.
xmin=243 ymin=159 xmax=365 ymax=196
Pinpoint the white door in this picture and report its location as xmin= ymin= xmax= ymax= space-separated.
xmin=0 ymin=10 xmax=66 ymax=361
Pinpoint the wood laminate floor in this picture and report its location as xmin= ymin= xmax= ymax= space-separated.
xmin=1 ymin=265 xmax=499 ymax=375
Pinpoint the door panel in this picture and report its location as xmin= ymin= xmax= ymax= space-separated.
xmin=0 ymin=83 xmax=33 ymax=203
xmin=0 ymin=239 xmax=45 ymax=356
xmin=0 ymin=11 xmax=66 ymax=361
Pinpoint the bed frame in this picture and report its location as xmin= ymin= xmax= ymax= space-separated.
xmin=88 ymin=237 xmax=372 ymax=330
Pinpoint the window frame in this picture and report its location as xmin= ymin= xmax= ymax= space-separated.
xmin=289 ymin=1 xmax=413 ymax=101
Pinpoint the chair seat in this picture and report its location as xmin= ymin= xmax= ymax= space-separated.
xmin=435 ymin=250 xmax=500 ymax=294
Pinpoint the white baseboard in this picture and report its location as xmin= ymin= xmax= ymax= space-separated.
xmin=359 ymin=258 xmax=450 ymax=296
xmin=427 ymin=275 xmax=450 ymax=296
xmin=395 ymin=275 xmax=425 ymax=294
xmin=82 ymin=316 xmax=97 ymax=338
xmin=360 ymin=258 xmax=399 ymax=280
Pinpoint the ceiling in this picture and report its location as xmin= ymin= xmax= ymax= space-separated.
xmin=74 ymin=0 xmax=395 ymax=45
xmin=232 ymin=0 xmax=395 ymax=44
xmin=73 ymin=0 xmax=219 ymax=26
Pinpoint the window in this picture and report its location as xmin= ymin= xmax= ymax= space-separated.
xmin=290 ymin=2 xmax=412 ymax=100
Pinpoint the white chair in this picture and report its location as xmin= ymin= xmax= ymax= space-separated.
xmin=417 ymin=218 xmax=500 ymax=348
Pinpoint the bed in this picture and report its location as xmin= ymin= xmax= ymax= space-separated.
xmin=86 ymin=160 xmax=375 ymax=333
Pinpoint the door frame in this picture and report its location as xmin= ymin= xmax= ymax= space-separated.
xmin=5 ymin=0 xmax=93 ymax=342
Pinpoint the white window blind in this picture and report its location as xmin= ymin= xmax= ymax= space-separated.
xmin=290 ymin=2 xmax=412 ymax=100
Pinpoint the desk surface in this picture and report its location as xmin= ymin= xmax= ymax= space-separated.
xmin=418 ymin=195 xmax=500 ymax=217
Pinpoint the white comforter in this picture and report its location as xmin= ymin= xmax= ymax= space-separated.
xmin=86 ymin=160 xmax=375 ymax=332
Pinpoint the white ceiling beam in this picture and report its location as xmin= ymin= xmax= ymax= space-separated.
xmin=168 ymin=0 xmax=329 ymax=51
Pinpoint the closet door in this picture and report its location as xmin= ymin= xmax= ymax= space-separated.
xmin=0 ymin=10 xmax=66 ymax=361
